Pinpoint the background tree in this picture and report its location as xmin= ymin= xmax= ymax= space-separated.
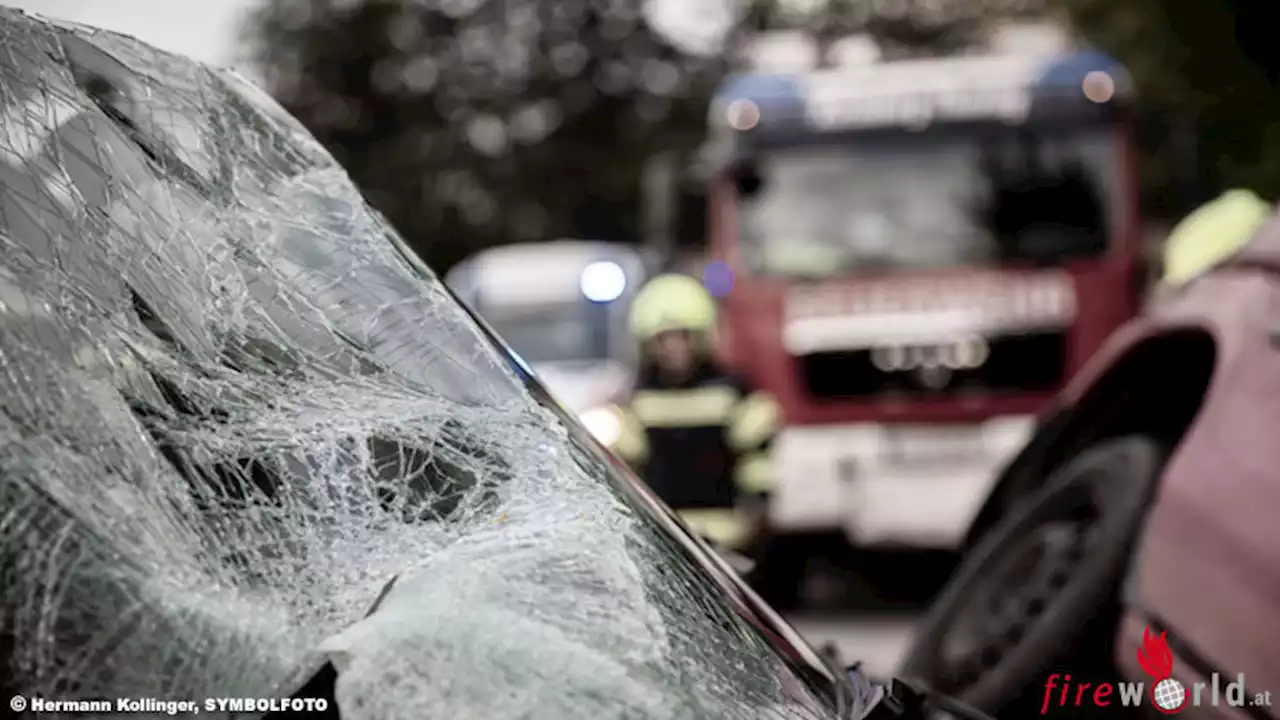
xmin=1056 ymin=0 xmax=1280 ymax=216
xmin=245 ymin=0 xmax=734 ymax=273
xmin=742 ymin=0 xmax=1047 ymax=56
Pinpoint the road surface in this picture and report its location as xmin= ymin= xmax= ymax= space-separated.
xmin=781 ymin=549 xmax=957 ymax=677
xmin=790 ymin=614 xmax=918 ymax=677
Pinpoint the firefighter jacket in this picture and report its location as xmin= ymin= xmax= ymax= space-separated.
xmin=610 ymin=359 xmax=779 ymax=549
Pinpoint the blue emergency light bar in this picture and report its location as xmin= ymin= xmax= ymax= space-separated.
xmin=712 ymin=49 xmax=1129 ymax=134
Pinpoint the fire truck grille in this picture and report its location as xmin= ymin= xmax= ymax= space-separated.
xmin=797 ymin=331 xmax=1068 ymax=400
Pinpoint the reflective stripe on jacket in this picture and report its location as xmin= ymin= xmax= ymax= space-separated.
xmin=612 ymin=362 xmax=780 ymax=527
xmin=679 ymin=508 xmax=752 ymax=549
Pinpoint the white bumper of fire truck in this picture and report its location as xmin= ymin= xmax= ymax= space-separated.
xmin=766 ymin=416 xmax=1036 ymax=548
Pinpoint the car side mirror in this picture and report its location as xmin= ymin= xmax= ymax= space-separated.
xmin=730 ymin=159 xmax=764 ymax=198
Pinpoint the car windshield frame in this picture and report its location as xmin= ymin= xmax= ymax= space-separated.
xmin=734 ymin=118 xmax=1119 ymax=278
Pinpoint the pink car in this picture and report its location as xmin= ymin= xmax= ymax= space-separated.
xmin=899 ymin=215 xmax=1280 ymax=718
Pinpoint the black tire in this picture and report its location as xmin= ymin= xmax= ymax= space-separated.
xmin=898 ymin=435 xmax=1165 ymax=717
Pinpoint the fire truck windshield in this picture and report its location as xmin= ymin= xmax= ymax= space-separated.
xmin=737 ymin=124 xmax=1117 ymax=277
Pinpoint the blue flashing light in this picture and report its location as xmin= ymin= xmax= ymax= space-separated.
xmin=580 ymin=261 xmax=627 ymax=303
xmin=702 ymin=261 xmax=735 ymax=298
xmin=1033 ymin=50 xmax=1124 ymax=90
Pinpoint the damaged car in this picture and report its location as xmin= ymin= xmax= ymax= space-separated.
xmin=899 ymin=190 xmax=1280 ymax=718
xmin=0 ymin=9 xmax=999 ymax=720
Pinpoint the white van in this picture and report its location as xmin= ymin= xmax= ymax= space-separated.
xmin=447 ymin=241 xmax=648 ymax=423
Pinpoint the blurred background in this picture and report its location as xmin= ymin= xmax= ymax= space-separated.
xmin=9 ymin=0 xmax=1277 ymax=677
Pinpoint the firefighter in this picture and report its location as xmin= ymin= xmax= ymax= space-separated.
xmin=1162 ymin=189 xmax=1271 ymax=286
xmin=609 ymin=273 xmax=779 ymax=561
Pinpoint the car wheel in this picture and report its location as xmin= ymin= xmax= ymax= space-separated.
xmin=898 ymin=435 xmax=1165 ymax=716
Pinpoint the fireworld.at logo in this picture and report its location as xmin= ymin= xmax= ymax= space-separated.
xmin=1137 ymin=627 xmax=1188 ymax=712
xmin=1040 ymin=627 xmax=1273 ymax=714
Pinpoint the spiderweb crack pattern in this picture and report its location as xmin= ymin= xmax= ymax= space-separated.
xmin=0 ymin=8 xmax=831 ymax=719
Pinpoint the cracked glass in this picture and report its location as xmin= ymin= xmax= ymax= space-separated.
xmin=0 ymin=9 xmax=864 ymax=719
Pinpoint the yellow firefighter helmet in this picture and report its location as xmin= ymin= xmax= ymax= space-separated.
xmin=628 ymin=273 xmax=717 ymax=341
xmin=1162 ymin=189 xmax=1271 ymax=286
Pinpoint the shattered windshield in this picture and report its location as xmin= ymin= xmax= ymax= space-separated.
xmin=0 ymin=9 xmax=841 ymax=719
xmin=739 ymin=124 xmax=1116 ymax=277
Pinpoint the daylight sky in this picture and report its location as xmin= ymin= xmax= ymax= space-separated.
xmin=3 ymin=0 xmax=259 ymax=69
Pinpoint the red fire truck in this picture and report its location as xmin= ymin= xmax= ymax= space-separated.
xmin=702 ymin=26 xmax=1145 ymax=555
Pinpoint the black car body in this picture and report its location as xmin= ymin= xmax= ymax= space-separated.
xmin=0 ymin=9 xmax=901 ymax=719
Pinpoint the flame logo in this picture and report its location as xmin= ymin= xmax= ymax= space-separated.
xmin=1134 ymin=628 xmax=1188 ymax=714
xmin=1137 ymin=628 xmax=1175 ymax=681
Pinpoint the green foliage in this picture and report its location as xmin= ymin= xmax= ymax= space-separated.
xmin=1056 ymin=0 xmax=1280 ymax=214
xmin=743 ymin=0 xmax=1047 ymax=52
xmin=243 ymin=0 xmax=729 ymax=274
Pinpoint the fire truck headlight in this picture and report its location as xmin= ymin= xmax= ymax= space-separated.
xmin=579 ymin=406 xmax=623 ymax=446
xmin=953 ymin=336 xmax=990 ymax=369
xmin=581 ymin=261 xmax=627 ymax=303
